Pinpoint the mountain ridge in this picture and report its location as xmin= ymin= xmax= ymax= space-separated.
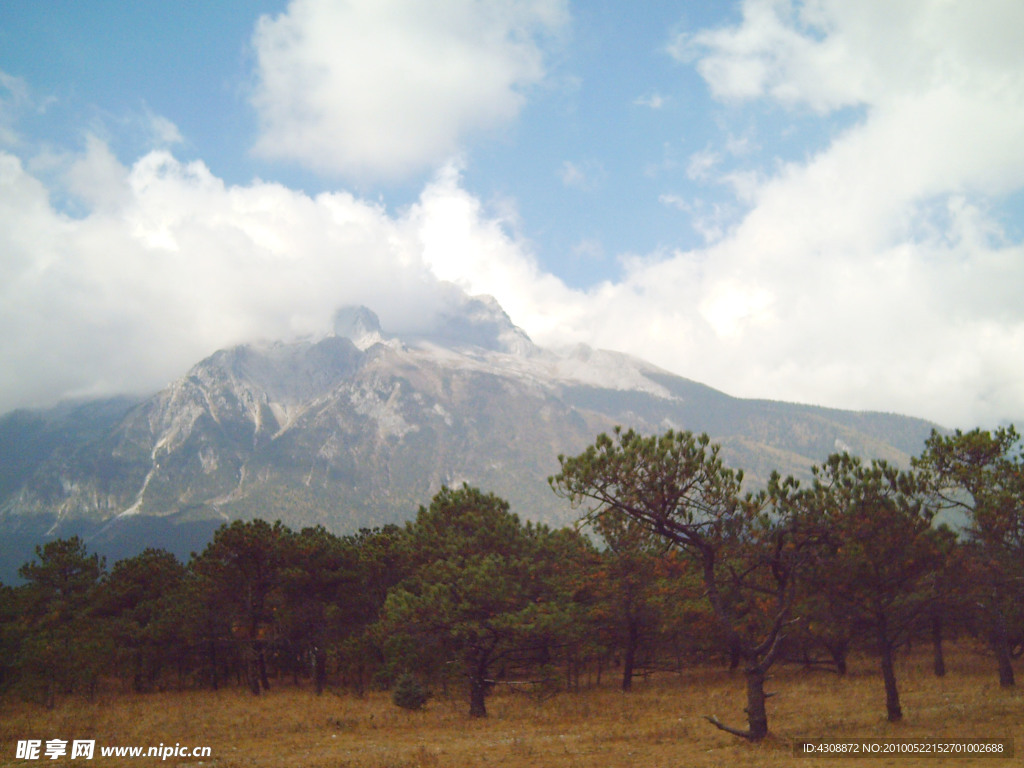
xmin=0 ymin=294 xmax=942 ymax=580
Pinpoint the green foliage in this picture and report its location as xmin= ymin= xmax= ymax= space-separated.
xmin=916 ymin=426 xmax=1024 ymax=687
xmin=552 ymin=428 xmax=821 ymax=741
xmin=379 ymin=484 xmax=582 ymax=717
xmin=550 ymin=427 xmax=745 ymax=540
xmin=582 ymin=508 xmax=684 ymax=691
xmin=0 ymin=421 xmax=1017 ymax=729
xmin=785 ymin=453 xmax=939 ymax=721
xmin=0 ymin=582 xmax=20 ymax=689
xmin=797 ymin=454 xmax=938 ymax=620
xmin=391 ymin=672 xmax=429 ymax=711
xmin=14 ymin=537 xmax=108 ymax=706
xmin=917 ymin=426 xmax=1023 ymax=558
xmin=191 ymin=519 xmax=292 ymax=695
xmin=551 ymin=429 xmax=797 ymax=659
xmin=96 ymin=548 xmax=187 ymax=692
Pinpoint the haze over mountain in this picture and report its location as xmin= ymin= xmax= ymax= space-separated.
xmin=0 ymin=292 xmax=940 ymax=580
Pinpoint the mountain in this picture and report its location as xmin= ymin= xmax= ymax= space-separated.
xmin=0 ymin=293 xmax=941 ymax=580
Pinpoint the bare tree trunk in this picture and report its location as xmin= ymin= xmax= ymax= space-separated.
xmin=991 ymin=626 xmax=1016 ymax=688
xmin=728 ymin=641 xmax=741 ymax=673
xmin=43 ymin=675 xmax=55 ymax=710
xmin=932 ymin=616 xmax=946 ymax=678
xmin=466 ymin=648 xmax=491 ymax=718
xmin=744 ymin=668 xmax=769 ymax=739
xmin=826 ymin=637 xmax=849 ymax=675
xmin=705 ymin=666 xmax=770 ymax=741
xmin=314 ymin=647 xmax=327 ymax=695
xmin=879 ymin=640 xmax=902 ymax=722
xmin=622 ymin=620 xmax=639 ymax=692
xmin=208 ymin=637 xmax=219 ymax=691
xmin=133 ymin=656 xmax=144 ymax=693
xmin=257 ymin=641 xmax=271 ymax=691
xmin=469 ymin=674 xmax=487 ymax=718
xmin=247 ymin=646 xmax=261 ymax=696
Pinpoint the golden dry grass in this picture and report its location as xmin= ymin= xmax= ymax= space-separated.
xmin=1 ymin=648 xmax=1019 ymax=768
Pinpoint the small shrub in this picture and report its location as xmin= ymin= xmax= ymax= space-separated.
xmin=391 ymin=673 xmax=429 ymax=711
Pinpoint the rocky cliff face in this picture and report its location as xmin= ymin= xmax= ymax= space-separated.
xmin=0 ymin=295 xmax=941 ymax=577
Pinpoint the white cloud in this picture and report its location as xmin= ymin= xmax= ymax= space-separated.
xmin=0 ymin=70 xmax=39 ymax=146
xmin=675 ymin=0 xmax=1024 ymax=115
xmin=145 ymin=111 xmax=184 ymax=147
xmin=634 ymin=92 xmax=667 ymax=109
xmin=427 ymin=0 xmax=1024 ymax=428
xmin=571 ymin=238 xmax=604 ymax=262
xmin=0 ymin=148 xmax=469 ymax=412
xmin=612 ymin=0 xmax=1024 ymax=427
xmin=659 ymin=194 xmax=731 ymax=243
xmin=558 ymin=159 xmax=605 ymax=191
xmin=64 ymin=135 xmax=130 ymax=212
xmin=557 ymin=160 xmax=586 ymax=189
xmin=658 ymin=193 xmax=687 ymax=212
xmin=643 ymin=140 xmax=682 ymax=179
xmin=686 ymin=147 xmax=720 ymax=181
xmin=408 ymin=161 xmax=582 ymax=342
xmin=724 ymin=133 xmax=753 ymax=156
xmin=3 ymin=1 xmax=1024 ymax=433
xmin=250 ymin=0 xmax=568 ymax=179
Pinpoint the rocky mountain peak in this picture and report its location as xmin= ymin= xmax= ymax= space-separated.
xmin=332 ymin=293 xmax=535 ymax=357
xmin=333 ymin=306 xmax=385 ymax=350
xmin=415 ymin=293 xmax=535 ymax=356
xmin=0 ymin=290 xmax=944 ymax=584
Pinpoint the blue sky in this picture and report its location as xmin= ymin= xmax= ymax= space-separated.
xmin=1 ymin=0 xmax=1023 ymax=429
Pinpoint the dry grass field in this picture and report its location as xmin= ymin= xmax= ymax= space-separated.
xmin=1 ymin=648 xmax=1019 ymax=768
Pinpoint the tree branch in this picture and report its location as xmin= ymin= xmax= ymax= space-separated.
xmin=704 ymin=715 xmax=760 ymax=740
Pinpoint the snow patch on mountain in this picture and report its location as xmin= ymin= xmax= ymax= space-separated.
xmin=388 ymin=339 xmax=673 ymax=400
xmin=544 ymin=345 xmax=673 ymax=397
xmin=325 ymin=294 xmax=674 ymax=399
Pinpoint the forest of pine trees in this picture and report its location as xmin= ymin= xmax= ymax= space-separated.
xmin=1 ymin=426 xmax=1020 ymax=740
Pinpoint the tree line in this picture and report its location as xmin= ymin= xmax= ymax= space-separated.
xmin=0 ymin=426 xmax=1020 ymax=740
